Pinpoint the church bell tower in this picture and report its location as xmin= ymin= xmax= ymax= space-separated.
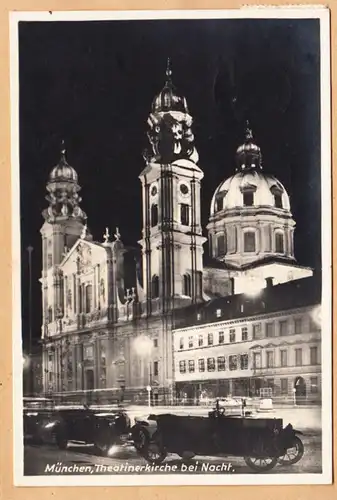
xmin=40 ymin=143 xmax=87 ymax=334
xmin=139 ymin=60 xmax=206 ymax=314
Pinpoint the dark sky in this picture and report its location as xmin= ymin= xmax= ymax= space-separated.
xmin=18 ymin=18 xmax=321 ymax=344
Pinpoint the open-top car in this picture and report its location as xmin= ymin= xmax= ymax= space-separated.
xmin=23 ymin=396 xmax=56 ymax=444
xmin=50 ymin=404 xmax=131 ymax=456
xmin=130 ymin=400 xmax=304 ymax=473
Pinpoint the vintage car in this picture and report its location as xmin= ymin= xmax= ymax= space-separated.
xmin=23 ymin=396 xmax=57 ymax=444
xmin=50 ymin=404 xmax=131 ymax=456
xmin=130 ymin=401 xmax=304 ymax=473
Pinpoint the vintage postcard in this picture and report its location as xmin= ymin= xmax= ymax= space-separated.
xmin=10 ymin=7 xmax=332 ymax=487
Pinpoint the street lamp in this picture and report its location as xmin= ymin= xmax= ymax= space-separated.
xmin=133 ymin=335 xmax=154 ymax=407
xmin=27 ymin=245 xmax=34 ymax=394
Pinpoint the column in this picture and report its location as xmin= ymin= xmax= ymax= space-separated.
xmin=70 ymin=344 xmax=76 ymax=392
xmin=94 ymin=338 xmax=100 ymax=390
xmin=42 ymin=347 xmax=47 ymax=394
xmin=75 ymin=344 xmax=83 ymax=390
xmin=93 ymin=266 xmax=96 ymax=309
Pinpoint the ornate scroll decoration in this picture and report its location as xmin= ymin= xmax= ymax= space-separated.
xmin=146 ymin=113 xmax=197 ymax=164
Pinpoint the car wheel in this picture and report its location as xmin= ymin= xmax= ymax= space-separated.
xmin=142 ymin=432 xmax=167 ymax=465
xmin=244 ymin=456 xmax=278 ymax=472
xmin=56 ymin=434 xmax=68 ymax=450
xmin=178 ymin=451 xmax=196 ymax=462
xmin=132 ymin=428 xmax=149 ymax=453
xmin=278 ymin=436 xmax=304 ymax=466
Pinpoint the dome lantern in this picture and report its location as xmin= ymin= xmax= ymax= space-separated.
xmin=235 ymin=121 xmax=263 ymax=172
xmin=49 ymin=140 xmax=79 ymax=183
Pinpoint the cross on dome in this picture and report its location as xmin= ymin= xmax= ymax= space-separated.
xmin=166 ymin=57 xmax=172 ymax=81
xmin=60 ymin=139 xmax=66 ymax=156
xmin=244 ymin=120 xmax=254 ymax=142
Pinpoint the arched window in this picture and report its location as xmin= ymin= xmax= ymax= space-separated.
xmin=151 ymin=275 xmax=159 ymax=298
xmin=151 ymin=204 xmax=158 ymax=227
xmin=183 ymin=274 xmax=191 ymax=297
xmin=275 ymin=232 xmax=284 ymax=253
xmin=244 ymin=231 xmax=256 ymax=253
xmin=243 ymin=191 xmax=254 ymax=207
xmin=85 ymin=284 xmax=92 ymax=313
xmin=48 ymin=307 xmax=53 ymax=323
xmin=216 ymin=196 xmax=223 ymax=212
xmin=274 ymin=193 xmax=283 ymax=209
xmin=196 ymin=271 xmax=203 ymax=298
xmin=180 ymin=204 xmax=190 ymax=226
xmin=217 ymin=234 xmax=225 ymax=256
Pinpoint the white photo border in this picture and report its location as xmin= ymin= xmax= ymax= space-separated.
xmin=10 ymin=7 xmax=332 ymax=487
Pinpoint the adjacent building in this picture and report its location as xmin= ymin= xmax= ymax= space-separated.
xmin=39 ymin=61 xmax=320 ymax=404
xmin=173 ymin=275 xmax=321 ymax=404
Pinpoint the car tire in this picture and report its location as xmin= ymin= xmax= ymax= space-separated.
xmin=244 ymin=455 xmax=278 ymax=472
xmin=142 ymin=432 xmax=167 ymax=465
xmin=178 ymin=451 xmax=196 ymax=462
xmin=55 ymin=434 xmax=68 ymax=450
xmin=132 ymin=427 xmax=150 ymax=453
xmin=277 ymin=436 xmax=304 ymax=466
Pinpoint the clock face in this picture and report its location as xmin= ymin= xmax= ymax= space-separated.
xmin=151 ymin=185 xmax=158 ymax=196
xmin=180 ymin=184 xmax=189 ymax=195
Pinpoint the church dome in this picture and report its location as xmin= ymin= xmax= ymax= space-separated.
xmin=151 ymin=59 xmax=189 ymax=114
xmin=210 ymin=169 xmax=291 ymax=216
xmin=210 ymin=124 xmax=291 ymax=216
xmin=207 ymin=124 xmax=296 ymax=269
xmin=49 ymin=148 xmax=78 ymax=183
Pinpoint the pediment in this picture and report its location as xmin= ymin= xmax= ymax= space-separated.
xmin=249 ymin=344 xmax=263 ymax=350
xmin=60 ymin=238 xmax=106 ymax=272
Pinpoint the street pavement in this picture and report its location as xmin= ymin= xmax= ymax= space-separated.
xmin=24 ymin=406 xmax=322 ymax=476
xmin=24 ymin=433 xmax=322 ymax=475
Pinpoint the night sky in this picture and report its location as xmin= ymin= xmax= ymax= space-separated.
xmin=18 ymin=18 xmax=321 ymax=345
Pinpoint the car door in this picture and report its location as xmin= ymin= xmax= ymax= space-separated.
xmin=76 ymin=409 xmax=96 ymax=443
xmin=63 ymin=410 xmax=81 ymax=441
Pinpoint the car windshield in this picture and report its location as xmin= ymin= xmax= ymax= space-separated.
xmin=23 ymin=398 xmax=54 ymax=410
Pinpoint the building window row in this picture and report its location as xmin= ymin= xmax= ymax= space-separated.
xmin=178 ymin=313 xmax=319 ymax=350
xmin=253 ymin=346 xmax=319 ymax=369
xmin=217 ymin=186 xmax=277 ymax=211
xmin=253 ymin=316 xmax=317 ymax=340
xmin=179 ymin=327 xmax=249 ymax=350
xmin=179 ymin=354 xmax=249 ymax=374
xmin=151 ymin=203 xmax=190 ymax=227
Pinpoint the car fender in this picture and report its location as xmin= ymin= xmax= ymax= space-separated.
xmin=293 ymin=429 xmax=304 ymax=436
xmin=133 ymin=418 xmax=158 ymax=439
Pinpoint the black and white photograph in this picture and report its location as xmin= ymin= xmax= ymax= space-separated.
xmin=10 ymin=8 xmax=332 ymax=486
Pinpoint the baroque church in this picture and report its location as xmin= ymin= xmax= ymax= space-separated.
xmin=40 ymin=62 xmax=312 ymax=403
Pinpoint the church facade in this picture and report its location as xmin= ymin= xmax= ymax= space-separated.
xmin=40 ymin=62 xmax=315 ymax=404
